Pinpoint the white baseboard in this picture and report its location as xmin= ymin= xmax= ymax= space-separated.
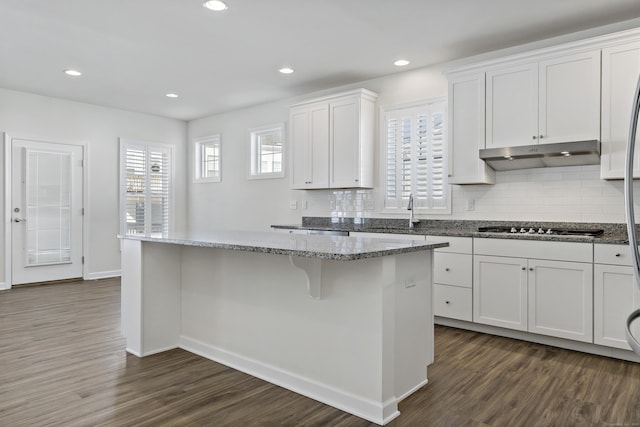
xmin=0 ymin=282 xmax=8 ymax=291
xmin=84 ymin=270 xmax=121 ymax=280
xmin=180 ymin=335 xmax=399 ymax=426
xmin=436 ymin=317 xmax=640 ymax=364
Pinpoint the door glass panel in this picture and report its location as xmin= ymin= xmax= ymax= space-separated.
xmin=25 ymin=150 xmax=72 ymax=266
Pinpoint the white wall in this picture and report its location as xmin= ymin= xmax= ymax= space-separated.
xmin=187 ymin=23 xmax=640 ymax=232
xmin=0 ymin=88 xmax=187 ymax=284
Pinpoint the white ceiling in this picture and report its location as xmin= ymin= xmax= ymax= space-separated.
xmin=3 ymin=0 xmax=640 ymax=121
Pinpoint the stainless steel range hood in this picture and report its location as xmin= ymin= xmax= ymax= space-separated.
xmin=479 ymin=140 xmax=601 ymax=171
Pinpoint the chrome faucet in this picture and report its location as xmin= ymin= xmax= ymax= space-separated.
xmin=407 ymin=193 xmax=420 ymax=229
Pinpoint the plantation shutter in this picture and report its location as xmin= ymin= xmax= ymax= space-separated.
xmin=384 ymin=101 xmax=448 ymax=211
xmin=120 ymin=140 xmax=172 ymax=237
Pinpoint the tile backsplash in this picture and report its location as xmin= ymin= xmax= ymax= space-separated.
xmin=302 ymin=165 xmax=640 ymax=223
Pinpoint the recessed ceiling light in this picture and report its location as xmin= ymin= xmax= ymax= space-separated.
xmin=166 ymin=93 xmax=179 ymax=98
xmin=64 ymin=69 xmax=82 ymax=76
xmin=279 ymin=67 xmax=294 ymax=74
xmin=394 ymin=59 xmax=410 ymax=67
xmin=203 ymin=0 xmax=228 ymax=11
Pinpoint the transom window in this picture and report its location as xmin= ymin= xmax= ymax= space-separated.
xmin=194 ymin=134 xmax=221 ymax=183
xmin=382 ymin=99 xmax=450 ymax=213
xmin=249 ymin=123 xmax=285 ymax=179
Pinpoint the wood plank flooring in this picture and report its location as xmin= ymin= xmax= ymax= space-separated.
xmin=2 ymin=278 xmax=640 ymax=426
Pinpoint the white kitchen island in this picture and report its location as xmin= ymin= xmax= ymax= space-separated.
xmin=119 ymin=231 xmax=448 ymax=425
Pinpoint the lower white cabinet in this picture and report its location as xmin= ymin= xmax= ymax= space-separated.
xmin=474 ymin=255 xmax=528 ymax=331
xmin=594 ymin=244 xmax=640 ymax=350
xmin=473 ymin=239 xmax=593 ymax=343
xmin=433 ymin=236 xmax=473 ymax=321
xmin=528 ymin=259 xmax=593 ymax=342
xmin=593 ymin=264 xmax=640 ymax=350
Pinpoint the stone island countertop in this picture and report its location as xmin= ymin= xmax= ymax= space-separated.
xmin=118 ymin=230 xmax=449 ymax=261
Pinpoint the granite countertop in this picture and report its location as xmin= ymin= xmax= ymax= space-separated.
xmin=272 ymin=218 xmax=635 ymax=245
xmin=118 ymin=230 xmax=449 ymax=261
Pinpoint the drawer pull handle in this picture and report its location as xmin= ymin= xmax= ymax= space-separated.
xmin=616 ymin=253 xmax=621 ymax=257
xmin=445 ymin=268 xmax=450 ymax=272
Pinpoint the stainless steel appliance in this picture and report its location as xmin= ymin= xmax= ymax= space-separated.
xmin=624 ymin=75 xmax=640 ymax=356
xmin=477 ymin=226 xmax=604 ymax=237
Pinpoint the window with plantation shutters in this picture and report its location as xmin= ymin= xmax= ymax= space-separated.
xmin=383 ymin=99 xmax=450 ymax=213
xmin=120 ymin=139 xmax=173 ymax=237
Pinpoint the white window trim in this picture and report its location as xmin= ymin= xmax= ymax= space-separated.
xmin=193 ymin=134 xmax=221 ymax=183
xmin=119 ymin=138 xmax=175 ymax=237
xmin=248 ymin=123 xmax=285 ymax=180
xmin=379 ymin=98 xmax=451 ymax=216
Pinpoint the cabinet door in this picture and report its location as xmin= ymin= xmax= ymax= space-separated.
xmin=330 ymin=97 xmax=361 ymax=188
xmin=473 ymin=255 xmax=528 ymax=331
xmin=290 ymin=106 xmax=312 ymax=189
xmin=447 ymin=73 xmax=495 ymax=184
xmin=538 ymin=50 xmax=601 ymax=145
xmin=594 ymin=264 xmax=640 ymax=350
xmin=601 ymin=41 xmax=640 ymax=179
xmin=528 ymin=259 xmax=593 ymax=343
xmin=290 ymin=104 xmax=329 ymax=189
xmin=486 ymin=63 xmax=538 ymax=148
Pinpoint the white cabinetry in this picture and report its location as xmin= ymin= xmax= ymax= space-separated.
xmin=594 ymin=244 xmax=640 ymax=350
xmin=432 ymin=236 xmax=473 ymax=321
xmin=601 ymin=41 xmax=640 ymax=179
xmin=486 ymin=50 xmax=601 ymax=148
xmin=447 ymin=73 xmax=495 ymax=184
xmin=474 ymin=239 xmax=593 ymax=343
xmin=290 ymin=89 xmax=377 ymax=189
xmin=474 ymin=255 xmax=528 ymax=330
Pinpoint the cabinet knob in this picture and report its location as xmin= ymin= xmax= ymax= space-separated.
xmin=539 ymin=135 xmax=544 ymax=139
xmin=521 ymin=267 xmax=526 ymax=270
xmin=355 ymin=179 xmax=359 ymax=182
xmin=445 ymin=267 xmax=450 ymax=272
xmin=529 ymin=268 xmax=534 ymax=271
xmin=445 ymin=301 xmax=450 ymax=305
xmin=532 ymin=136 xmax=537 ymax=139
xmin=616 ymin=253 xmax=621 ymax=257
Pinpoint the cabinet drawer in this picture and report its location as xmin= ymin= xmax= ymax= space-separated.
xmin=594 ymin=244 xmax=633 ymax=266
xmin=431 ymin=235 xmax=472 ymax=254
xmin=434 ymin=253 xmax=472 ymax=287
xmin=434 ymin=284 xmax=472 ymax=321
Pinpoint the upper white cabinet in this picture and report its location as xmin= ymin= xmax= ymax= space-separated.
xmin=290 ymin=89 xmax=377 ymax=189
xmin=486 ymin=63 xmax=538 ymax=148
xmin=601 ymin=41 xmax=640 ymax=179
xmin=486 ymin=50 xmax=601 ymax=148
xmin=447 ymin=73 xmax=495 ymax=184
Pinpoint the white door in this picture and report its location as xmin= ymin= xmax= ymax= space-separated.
xmin=473 ymin=255 xmax=528 ymax=331
xmin=538 ymin=50 xmax=601 ymax=144
xmin=11 ymin=139 xmax=83 ymax=285
xmin=528 ymin=259 xmax=593 ymax=343
xmin=594 ymin=264 xmax=640 ymax=350
xmin=485 ymin=63 xmax=538 ymax=148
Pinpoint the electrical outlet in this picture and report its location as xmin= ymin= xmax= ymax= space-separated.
xmin=364 ymin=200 xmax=375 ymax=210
xmin=330 ymin=200 xmax=336 ymax=210
xmin=466 ymin=199 xmax=475 ymax=211
xmin=404 ymin=278 xmax=416 ymax=289
xmin=302 ymin=200 xmax=308 ymax=210
xmin=289 ymin=200 xmax=297 ymax=210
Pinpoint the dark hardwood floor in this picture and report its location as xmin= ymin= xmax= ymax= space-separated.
xmin=2 ymin=278 xmax=640 ymax=426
